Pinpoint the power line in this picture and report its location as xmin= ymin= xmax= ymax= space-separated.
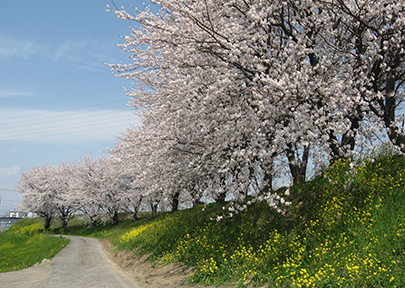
xmin=0 ymin=100 xmax=129 ymax=123
xmin=1 ymin=111 xmax=136 ymax=139
xmin=0 ymin=199 xmax=21 ymax=203
xmin=0 ymin=121 xmax=137 ymax=143
xmin=0 ymin=188 xmax=18 ymax=192
xmin=2 ymin=105 xmax=126 ymax=130
xmin=0 ymin=100 xmax=140 ymax=142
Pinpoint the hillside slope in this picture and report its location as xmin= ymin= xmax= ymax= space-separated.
xmin=5 ymin=152 xmax=405 ymax=287
xmin=111 ymin=153 xmax=405 ymax=287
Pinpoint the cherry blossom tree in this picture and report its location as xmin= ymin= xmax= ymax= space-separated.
xmin=17 ymin=163 xmax=80 ymax=230
xmin=16 ymin=0 xmax=405 ymax=227
xmin=108 ymin=0 xmax=318 ymax=194
xmin=110 ymin=156 xmax=144 ymax=220
xmin=323 ymin=0 xmax=405 ymax=153
xmin=73 ymin=156 xmax=108 ymax=227
xmin=108 ymin=0 xmax=405 ymax=194
xmin=75 ymin=156 xmax=127 ymax=225
xmin=111 ymin=125 xmax=172 ymax=216
xmin=17 ymin=156 xmax=145 ymax=227
xmin=17 ymin=165 xmax=58 ymax=229
xmin=52 ymin=162 xmax=81 ymax=230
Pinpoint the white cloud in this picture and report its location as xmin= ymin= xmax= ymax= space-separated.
xmin=0 ymin=166 xmax=21 ymax=177
xmin=0 ymin=35 xmax=87 ymax=62
xmin=0 ymin=34 xmax=121 ymax=76
xmin=0 ymin=107 xmax=141 ymax=144
xmin=0 ymin=35 xmax=46 ymax=59
xmin=0 ymin=35 xmax=101 ymax=64
xmin=0 ymin=90 xmax=39 ymax=98
xmin=53 ymin=40 xmax=87 ymax=62
xmin=79 ymin=61 xmax=106 ymax=72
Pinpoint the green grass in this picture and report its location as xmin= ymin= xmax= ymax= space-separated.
xmin=111 ymin=152 xmax=405 ymax=287
xmin=0 ymin=219 xmax=70 ymax=273
xmin=5 ymin=151 xmax=405 ymax=287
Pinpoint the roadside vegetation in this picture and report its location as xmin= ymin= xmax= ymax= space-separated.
xmin=6 ymin=1 xmax=405 ymax=286
xmin=0 ymin=219 xmax=69 ymax=273
xmin=3 ymin=151 xmax=405 ymax=287
xmin=109 ymin=151 xmax=405 ymax=288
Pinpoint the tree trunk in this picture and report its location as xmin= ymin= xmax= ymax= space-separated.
xmin=328 ymin=110 xmax=362 ymax=162
xmin=90 ymin=215 xmax=97 ymax=229
xmin=171 ymin=192 xmax=180 ymax=212
xmin=215 ymin=175 xmax=227 ymax=205
xmin=215 ymin=191 xmax=227 ymax=205
xmin=383 ymin=73 xmax=405 ymax=152
xmin=190 ymin=184 xmax=202 ymax=207
xmin=61 ymin=216 xmax=68 ymax=230
xmin=286 ymin=144 xmax=309 ymax=185
xmin=111 ymin=211 xmax=119 ymax=226
xmin=192 ymin=197 xmax=201 ymax=208
xmin=260 ymin=159 xmax=273 ymax=194
xmin=151 ymin=203 xmax=158 ymax=218
xmin=132 ymin=211 xmax=138 ymax=221
xmin=129 ymin=196 xmax=143 ymax=221
xmin=44 ymin=216 xmax=52 ymax=230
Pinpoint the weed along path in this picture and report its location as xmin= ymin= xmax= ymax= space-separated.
xmin=0 ymin=236 xmax=141 ymax=288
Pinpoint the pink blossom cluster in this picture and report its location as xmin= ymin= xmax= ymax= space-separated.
xmin=106 ymin=0 xmax=405 ymax=214
xmin=17 ymin=1 xmax=405 ymax=221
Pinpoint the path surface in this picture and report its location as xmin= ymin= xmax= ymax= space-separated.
xmin=0 ymin=236 xmax=141 ymax=288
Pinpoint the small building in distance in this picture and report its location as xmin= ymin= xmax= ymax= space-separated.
xmin=9 ymin=211 xmax=28 ymax=219
xmin=0 ymin=211 xmax=29 ymax=232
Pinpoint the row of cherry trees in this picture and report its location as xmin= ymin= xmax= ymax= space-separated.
xmin=108 ymin=0 xmax=405 ymax=200
xmin=16 ymin=157 xmax=143 ymax=229
xmin=17 ymin=0 xmax=405 ymax=227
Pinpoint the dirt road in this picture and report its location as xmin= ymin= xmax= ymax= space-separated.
xmin=0 ymin=236 xmax=141 ymax=288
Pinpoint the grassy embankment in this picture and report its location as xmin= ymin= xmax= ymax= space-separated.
xmin=2 ymin=151 xmax=405 ymax=287
xmin=0 ymin=219 xmax=70 ymax=273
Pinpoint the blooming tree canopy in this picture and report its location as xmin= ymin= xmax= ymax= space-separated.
xmin=16 ymin=1 xmax=405 ymax=224
xmin=108 ymin=0 xmax=405 ymax=205
xmin=16 ymin=164 xmax=79 ymax=230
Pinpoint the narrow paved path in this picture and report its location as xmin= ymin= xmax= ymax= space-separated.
xmin=0 ymin=236 xmax=141 ymax=288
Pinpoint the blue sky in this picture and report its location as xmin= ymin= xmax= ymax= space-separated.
xmin=0 ymin=1 xmax=154 ymax=214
